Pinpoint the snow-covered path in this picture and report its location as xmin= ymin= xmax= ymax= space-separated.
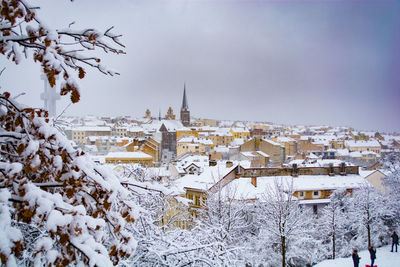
xmin=314 ymin=245 xmax=400 ymax=267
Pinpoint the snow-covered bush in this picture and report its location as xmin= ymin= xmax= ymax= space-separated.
xmin=0 ymin=92 xmax=138 ymax=266
xmin=256 ymin=178 xmax=319 ymax=267
xmin=348 ymin=186 xmax=395 ymax=250
xmin=317 ymin=189 xmax=353 ymax=259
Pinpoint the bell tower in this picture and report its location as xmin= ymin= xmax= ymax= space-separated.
xmin=180 ymin=83 xmax=190 ymax=126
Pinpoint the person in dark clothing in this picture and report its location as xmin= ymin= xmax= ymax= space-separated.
xmin=369 ymin=246 xmax=376 ymax=267
xmin=391 ymin=231 xmax=399 ymax=252
xmin=352 ymin=249 xmax=360 ymax=267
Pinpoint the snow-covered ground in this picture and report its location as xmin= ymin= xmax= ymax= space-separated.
xmin=314 ymin=245 xmax=400 ymax=267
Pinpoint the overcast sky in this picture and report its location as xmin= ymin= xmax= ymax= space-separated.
xmin=1 ymin=0 xmax=399 ymax=132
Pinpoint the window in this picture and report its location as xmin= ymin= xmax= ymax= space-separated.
xmin=188 ymin=193 xmax=193 ymax=200
xmin=195 ymin=195 xmax=200 ymax=206
xmin=298 ymin=191 xmax=305 ymax=199
xmin=189 ymin=167 xmax=196 ymax=175
xmin=312 ymin=191 xmax=321 ymax=198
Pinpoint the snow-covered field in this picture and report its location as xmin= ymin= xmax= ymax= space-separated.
xmin=314 ymin=245 xmax=400 ymax=267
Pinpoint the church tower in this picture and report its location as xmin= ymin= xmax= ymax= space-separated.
xmin=180 ymin=83 xmax=190 ymax=127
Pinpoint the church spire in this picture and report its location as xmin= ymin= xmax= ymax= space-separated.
xmin=180 ymin=83 xmax=190 ymax=127
xmin=181 ymin=82 xmax=189 ymax=111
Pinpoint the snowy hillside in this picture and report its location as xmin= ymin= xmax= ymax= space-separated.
xmin=314 ymin=245 xmax=400 ymax=267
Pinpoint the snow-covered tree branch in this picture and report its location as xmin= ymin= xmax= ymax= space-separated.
xmin=0 ymin=92 xmax=138 ymax=266
xmin=0 ymin=0 xmax=125 ymax=103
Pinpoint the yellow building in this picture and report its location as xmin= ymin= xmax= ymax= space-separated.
xmin=230 ymin=128 xmax=251 ymax=140
xmin=141 ymin=137 xmax=161 ymax=163
xmin=349 ymin=131 xmax=370 ymax=141
xmin=226 ymin=164 xmax=363 ymax=214
xmin=176 ymin=137 xmax=214 ymax=157
xmin=72 ymin=129 xmax=86 ymax=144
xmin=72 ymin=126 xmax=112 ymax=144
xmin=207 ymin=131 xmax=234 ymax=147
xmin=249 ymin=124 xmax=270 ymax=130
xmin=159 ymin=196 xmax=192 ymax=230
xmin=198 ymin=126 xmax=218 ymax=135
xmin=185 ymin=188 xmax=207 ymax=219
xmin=116 ymin=137 xmax=132 ymax=147
xmin=176 ymin=128 xmax=199 ymax=139
xmin=345 ymin=140 xmax=381 ymax=155
xmin=294 ymin=189 xmax=353 ymax=201
xmin=298 ymin=137 xmax=325 ymax=153
xmin=330 ymin=140 xmax=345 ymax=149
xmin=198 ymin=118 xmax=218 ymax=127
xmin=125 ymin=139 xmax=140 ymax=152
xmin=105 ymin=151 xmax=153 ymax=166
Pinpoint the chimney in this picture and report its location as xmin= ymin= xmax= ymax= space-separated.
xmin=235 ymin=163 xmax=241 ymax=178
xmin=292 ymin=163 xmax=298 ymax=177
xmin=209 ymin=160 xmax=217 ymax=166
xmin=251 ymin=177 xmax=257 ymax=187
xmin=340 ymin=162 xmax=346 ymax=176
xmin=226 ymin=161 xmax=233 ymax=168
xmin=329 ymin=163 xmax=335 ymax=176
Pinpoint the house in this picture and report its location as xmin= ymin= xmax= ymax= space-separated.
xmin=176 ymin=137 xmax=214 ymax=157
xmin=174 ymin=158 xmax=364 ymax=217
xmin=71 ymin=126 xmax=112 ymax=144
xmin=345 ymin=140 xmax=381 ymax=155
xmin=198 ymin=118 xmax=218 ymax=127
xmin=297 ymin=137 xmax=325 ymax=153
xmin=359 ymin=169 xmax=387 ymax=193
xmin=112 ymin=125 xmax=128 ymax=137
xmin=240 ymin=151 xmax=270 ymax=167
xmin=240 ymin=138 xmax=285 ymax=166
xmin=171 ymin=159 xmax=247 ymax=221
xmin=206 ymin=129 xmax=234 ymax=147
xmin=105 ymin=151 xmax=153 ymax=166
xmin=127 ymin=126 xmax=145 ymax=138
xmin=168 ymin=155 xmax=209 ymax=178
xmin=219 ymin=163 xmax=365 ymax=215
xmin=176 ymin=128 xmax=199 ymax=139
xmin=230 ymin=127 xmax=251 ymax=140
xmin=141 ymin=136 xmax=161 ymax=163
xmin=209 ymin=146 xmax=230 ymax=161
xmin=272 ymin=136 xmax=298 ymax=157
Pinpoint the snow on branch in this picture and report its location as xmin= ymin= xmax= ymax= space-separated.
xmin=0 ymin=92 xmax=138 ymax=266
xmin=0 ymin=0 xmax=125 ymax=103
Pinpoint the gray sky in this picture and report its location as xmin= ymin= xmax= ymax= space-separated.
xmin=1 ymin=0 xmax=399 ymax=132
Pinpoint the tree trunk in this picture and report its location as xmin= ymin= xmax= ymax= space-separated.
xmin=367 ymin=209 xmax=371 ymax=247
xmin=332 ymin=213 xmax=336 ymax=259
xmin=281 ymin=235 xmax=286 ymax=267
xmin=332 ymin=232 xmax=336 ymax=259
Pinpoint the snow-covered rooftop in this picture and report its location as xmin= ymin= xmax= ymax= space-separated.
xmin=105 ymin=152 xmax=152 ymax=159
xmin=345 ymin=140 xmax=381 ymax=148
xmin=223 ymin=174 xmax=368 ymax=201
xmin=173 ymin=161 xmax=239 ymax=193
